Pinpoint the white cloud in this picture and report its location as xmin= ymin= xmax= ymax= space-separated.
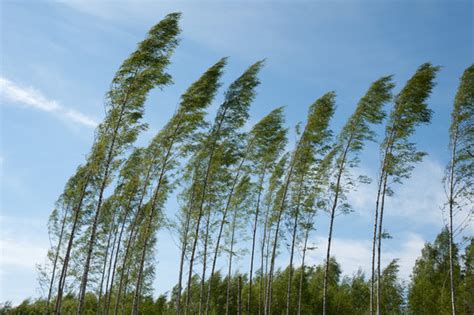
xmin=307 ymin=233 xmax=425 ymax=281
xmin=349 ymin=158 xmax=446 ymax=226
xmin=0 ymin=238 xmax=47 ymax=271
xmin=0 ymin=76 xmax=98 ymax=127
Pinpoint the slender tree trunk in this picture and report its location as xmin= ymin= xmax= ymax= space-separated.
xmin=132 ymin=147 xmax=175 ymax=315
xmin=286 ymin=208 xmax=300 ymax=315
xmin=248 ymin=172 xmax=265 ymax=315
xmin=370 ymin=128 xmax=394 ymax=315
xmin=54 ymin=179 xmax=89 ymax=315
xmin=237 ymin=275 xmax=242 ymax=315
xmin=267 ymin=161 xmax=295 ymax=315
xmin=46 ymin=205 xmax=70 ymax=314
xmin=376 ymin=172 xmax=388 ymax=315
xmin=103 ymin=218 xmax=119 ymax=315
xmin=369 ymin=165 xmax=385 ymax=315
xmin=77 ymin=167 xmax=112 ymax=315
xmin=261 ymin=201 xmax=272 ymax=315
xmin=199 ymin=210 xmax=212 ymax=315
xmin=186 ymin=103 xmax=230 ymax=312
xmin=104 ymin=197 xmax=136 ymax=314
xmin=185 ymin=144 xmax=219 ymax=312
xmin=176 ymin=183 xmax=196 ymax=315
xmin=322 ymin=138 xmax=351 ymax=315
xmin=286 ymin=174 xmax=306 ymax=315
xmin=97 ymin=212 xmax=117 ymax=314
xmin=226 ymin=207 xmax=238 ymax=315
xmin=297 ymin=228 xmax=309 ymax=315
xmin=114 ymin=163 xmax=155 ymax=315
xmin=106 ymin=202 xmax=133 ymax=315
xmin=114 ymin=212 xmax=142 ymax=315
xmin=77 ymin=99 xmax=128 ymax=315
xmin=448 ymin=136 xmax=458 ymax=315
xmin=205 ymin=147 xmax=251 ymax=315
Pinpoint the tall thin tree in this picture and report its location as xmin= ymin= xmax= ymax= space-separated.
xmin=130 ymin=58 xmax=227 ymax=315
xmin=266 ymin=92 xmax=335 ymax=315
xmin=183 ymin=61 xmax=264 ymax=313
xmin=444 ymin=64 xmax=474 ymax=315
xmin=370 ymin=63 xmax=439 ymax=315
xmin=322 ymin=76 xmax=394 ymax=315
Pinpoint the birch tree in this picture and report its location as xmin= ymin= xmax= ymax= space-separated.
xmin=181 ymin=60 xmax=263 ymax=314
xmin=245 ymin=107 xmax=287 ymax=315
xmin=443 ymin=64 xmax=474 ymax=315
xmin=284 ymin=93 xmax=335 ymax=315
xmin=370 ymin=63 xmax=439 ymax=315
xmin=266 ymin=92 xmax=335 ymax=315
xmin=130 ymin=57 xmax=226 ymax=315
xmin=322 ymin=76 xmax=394 ymax=314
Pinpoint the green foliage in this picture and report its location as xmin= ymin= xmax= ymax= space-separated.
xmin=382 ymin=63 xmax=440 ymax=183
xmin=407 ymin=228 xmax=464 ymax=314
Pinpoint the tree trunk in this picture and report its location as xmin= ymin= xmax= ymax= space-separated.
xmin=97 ymin=212 xmax=117 ymax=314
xmin=106 ymin=201 xmax=133 ymax=315
xmin=266 ymin=161 xmax=295 ymax=315
xmin=54 ymin=179 xmax=89 ymax=315
xmin=114 ymin=163 xmax=155 ymax=315
xmin=322 ymin=137 xmax=351 ymax=315
xmin=261 ymin=201 xmax=272 ymax=315
xmin=205 ymin=148 xmax=250 ymax=315
xmin=185 ymin=145 xmax=219 ymax=312
xmin=103 ymin=217 xmax=119 ymax=315
xmin=448 ymin=134 xmax=458 ymax=315
xmin=237 ymin=275 xmax=242 ymax=315
xmin=286 ymin=173 xmax=305 ymax=315
xmin=176 ymin=183 xmax=196 ymax=315
xmin=186 ymin=102 xmax=230 ymax=312
xmin=376 ymin=173 xmax=389 ymax=315
xmin=132 ymin=148 xmax=175 ymax=315
xmin=286 ymin=208 xmax=300 ymax=315
xmin=199 ymin=210 xmax=212 ymax=315
xmin=248 ymin=172 xmax=265 ymax=315
xmin=297 ymin=228 xmax=309 ymax=315
xmin=226 ymin=207 xmax=238 ymax=315
xmin=77 ymin=97 xmax=128 ymax=315
xmin=46 ymin=204 xmax=70 ymax=314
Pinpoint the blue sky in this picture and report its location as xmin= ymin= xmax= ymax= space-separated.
xmin=1 ymin=0 xmax=472 ymax=304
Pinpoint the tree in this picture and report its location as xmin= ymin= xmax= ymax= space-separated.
xmin=182 ymin=60 xmax=264 ymax=314
xmin=245 ymin=107 xmax=287 ymax=315
xmin=370 ymin=63 xmax=439 ymax=315
xmin=130 ymin=57 xmax=226 ymax=315
xmin=77 ymin=13 xmax=181 ymax=314
xmin=266 ymin=92 xmax=335 ymax=315
xmin=444 ymin=64 xmax=474 ymax=315
xmin=408 ymin=229 xmax=462 ymax=314
xmin=322 ymin=75 xmax=394 ymax=314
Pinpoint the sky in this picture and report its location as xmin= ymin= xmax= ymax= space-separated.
xmin=0 ymin=0 xmax=473 ymax=305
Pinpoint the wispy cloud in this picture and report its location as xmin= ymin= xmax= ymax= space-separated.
xmin=307 ymin=233 xmax=426 ymax=281
xmin=348 ymin=158 xmax=447 ymax=226
xmin=0 ymin=76 xmax=98 ymax=127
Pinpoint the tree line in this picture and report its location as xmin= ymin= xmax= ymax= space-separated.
xmin=2 ymin=13 xmax=472 ymax=315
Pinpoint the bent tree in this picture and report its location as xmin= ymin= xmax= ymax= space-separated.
xmin=370 ymin=63 xmax=439 ymax=315
xmin=266 ymin=92 xmax=335 ymax=315
xmin=51 ymin=13 xmax=181 ymax=315
xmin=130 ymin=57 xmax=226 ymax=315
xmin=181 ymin=61 xmax=264 ymax=314
xmin=245 ymin=107 xmax=287 ymax=315
xmin=443 ymin=64 xmax=474 ymax=315
xmin=322 ymin=76 xmax=394 ymax=315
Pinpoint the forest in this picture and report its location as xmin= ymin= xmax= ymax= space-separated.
xmin=1 ymin=12 xmax=472 ymax=315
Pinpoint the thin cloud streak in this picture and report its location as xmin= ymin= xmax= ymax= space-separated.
xmin=0 ymin=76 xmax=98 ymax=127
